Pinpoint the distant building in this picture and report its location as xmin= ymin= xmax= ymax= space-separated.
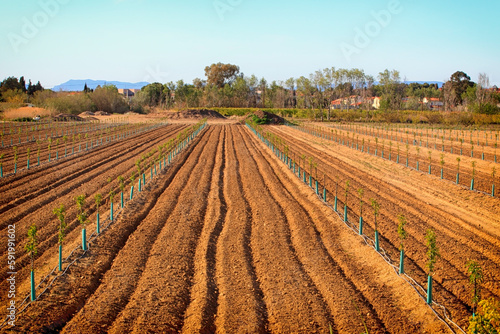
xmin=118 ymin=89 xmax=141 ymax=98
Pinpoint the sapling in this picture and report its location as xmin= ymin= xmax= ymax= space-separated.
xmin=440 ymin=154 xmax=445 ymax=179
xmin=358 ymin=188 xmax=364 ymax=235
xmin=428 ymin=150 xmax=432 ymax=174
xmin=371 ymin=198 xmax=381 ymax=251
xmin=109 ymin=189 xmax=116 ymax=221
xmin=471 ymin=161 xmax=476 ymax=190
xmin=425 ymin=228 xmax=440 ymax=304
xmin=27 ymin=147 xmax=31 ymax=169
xmin=466 ymin=260 xmax=483 ymax=316
xmin=416 ymin=146 xmax=420 ymax=171
xmin=344 ymin=180 xmax=350 ymax=222
xmin=95 ymin=193 xmax=102 ymax=234
xmin=13 ymin=146 xmax=18 ymax=173
xmin=492 ymin=167 xmax=496 ymax=197
xmin=75 ymin=195 xmax=88 ymax=250
xmin=25 ymin=223 xmax=38 ymax=301
xmin=55 ymin=138 xmax=59 ymax=159
xmin=118 ymin=176 xmax=125 ymax=208
xmin=36 ymin=140 xmax=41 ymax=165
xmin=53 ymin=204 xmax=66 ymax=271
xmin=397 ymin=214 xmax=408 ymax=274
xmin=48 ymin=138 xmax=52 ymax=161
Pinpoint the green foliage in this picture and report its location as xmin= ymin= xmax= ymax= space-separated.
xmin=95 ymin=193 xmax=102 ymax=211
xmin=467 ymin=260 xmax=484 ymax=314
xmin=24 ymin=223 xmax=38 ymax=270
xmin=397 ymin=214 xmax=408 ymax=250
xmin=75 ymin=195 xmax=88 ymax=228
xmin=251 ymin=114 xmax=269 ymax=125
xmin=468 ymin=298 xmax=500 ymax=334
xmin=370 ymin=198 xmax=380 ymax=231
xmin=118 ymin=176 xmax=125 ymax=192
xmin=425 ymin=229 xmax=439 ymax=275
xmin=53 ymin=204 xmax=66 ymax=244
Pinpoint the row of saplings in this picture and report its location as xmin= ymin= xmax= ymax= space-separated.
xmin=247 ymin=121 xmax=499 ymax=334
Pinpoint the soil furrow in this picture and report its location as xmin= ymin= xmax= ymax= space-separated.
xmin=106 ymin=126 xmax=221 ymax=333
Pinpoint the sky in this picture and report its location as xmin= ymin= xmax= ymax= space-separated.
xmin=1 ymin=0 xmax=499 ymax=89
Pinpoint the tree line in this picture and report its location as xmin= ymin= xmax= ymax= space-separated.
xmin=1 ymin=65 xmax=499 ymax=115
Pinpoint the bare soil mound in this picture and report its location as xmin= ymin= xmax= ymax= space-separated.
xmin=249 ymin=110 xmax=285 ymax=124
xmin=166 ymin=109 xmax=226 ymax=120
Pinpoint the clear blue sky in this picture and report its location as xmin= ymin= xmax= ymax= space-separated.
xmin=1 ymin=0 xmax=499 ymax=89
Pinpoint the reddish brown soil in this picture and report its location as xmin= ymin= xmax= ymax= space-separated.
xmin=1 ymin=124 xmax=451 ymax=333
xmin=269 ymin=125 xmax=500 ymax=330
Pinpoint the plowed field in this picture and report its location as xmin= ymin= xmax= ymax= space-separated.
xmin=3 ymin=123 xmax=484 ymax=333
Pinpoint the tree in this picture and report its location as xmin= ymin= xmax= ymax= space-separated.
xmin=444 ymin=71 xmax=475 ymax=108
xmin=468 ymin=298 xmax=500 ymax=334
xmin=204 ymin=63 xmax=240 ymax=88
xmin=467 ymin=260 xmax=484 ymax=316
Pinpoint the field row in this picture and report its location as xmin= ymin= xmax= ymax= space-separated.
xmin=3 ymin=124 xmax=448 ymax=333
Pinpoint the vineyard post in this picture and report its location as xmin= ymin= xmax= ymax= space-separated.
xmin=397 ymin=214 xmax=408 ymax=274
xmin=53 ymin=204 xmax=66 ymax=271
xmin=466 ymin=260 xmax=483 ymax=317
xmin=25 ymin=223 xmax=38 ymax=301
xmin=55 ymin=138 xmax=59 ymax=160
xmin=358 ymin=189 xmax=364 ymax=235
xmin=344 ymin=181 xmax=350 ymax=222
xmin=456 ymin=157 xmax=461 ymax=184
xmin=471 ymin=161 xmax=476 ymax=190
xmin=75 ymin=195 xmax=88 ymax=251
xmin=425 ymin=229 xmax=439 ymax=304
xmin=371 ymin=198 xmax=380 ymax=251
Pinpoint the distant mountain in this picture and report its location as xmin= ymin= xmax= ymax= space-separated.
xmin=51 ymin=79 xmax=150 ymax=92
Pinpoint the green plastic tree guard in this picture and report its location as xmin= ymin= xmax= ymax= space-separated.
xmin=82 ymin=228 xmax=87 ymax=251
xmin=375 ymin=230 xmax=380 ymax=252
xmin=344 ymin=205 xmax=348 ymax=222
xmin=456 ymin=173 xmax=460 ymax=184
xmin=399 ymin=249 xmax=404 ymax=274
xmin=59 ymin=244 xmax=62 ymax=271
xmin=31 ymin=271 xmax=36 ymax=301
xmin=470 ymin=179 xmax=475 ymax=190
xmin=97 ymin=212 xmax=100 ymax=234
xmin=492 ymin=184 xmax=495 ymax=197
xmin=427 ymin=275 xmax=433 ymax=304
xmin=334 ymin=196 xmax=338 ymax=212
xmin=359 ymin=216 xmax=363 ymax=235
xmin=110 ymin=202 xmax=114 ymax=221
